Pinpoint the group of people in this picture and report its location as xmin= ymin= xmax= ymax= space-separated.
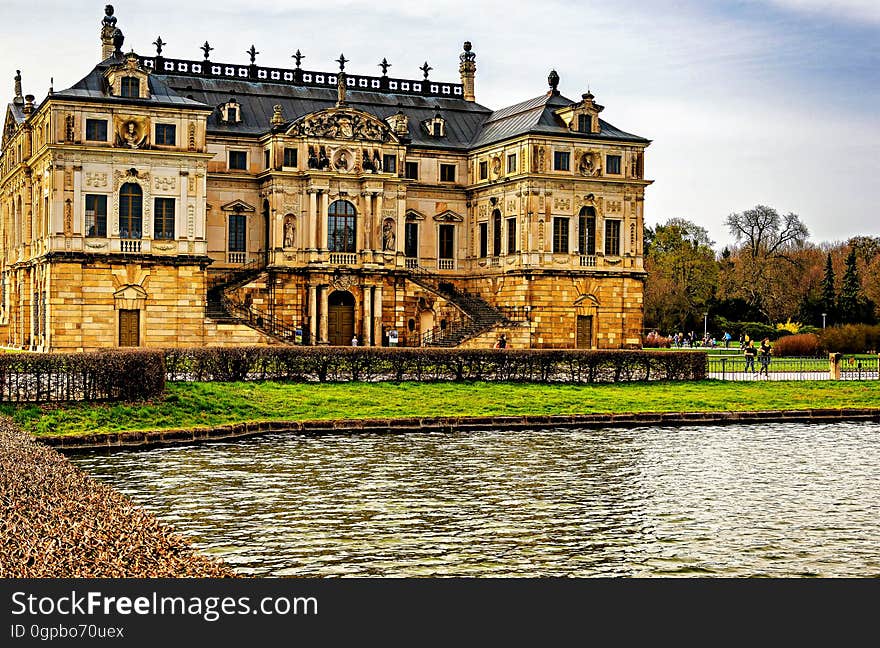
xmin=742 ymin=337 xmax=772 ymax=376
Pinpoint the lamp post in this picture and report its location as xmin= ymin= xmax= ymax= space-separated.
xmin=703 ymin=312 xmax=708 ymax=341
xmin=822 ymin=312 xmax=827 ymax=329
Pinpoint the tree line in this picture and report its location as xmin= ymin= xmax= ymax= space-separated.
xmin=644 ymin=205 xmax=878 ymax=337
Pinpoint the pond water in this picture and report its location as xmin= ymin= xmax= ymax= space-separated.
xmin=70 ymin=421 xmax=880 ymax=577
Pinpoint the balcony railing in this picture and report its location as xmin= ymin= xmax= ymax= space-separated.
xmin=405 ymin=257 xmax=419 ymax=269
xmin=489 ymin=256 xmax=501 ymax=267
xmin=228 ymin=251 xmax=247 ymax=264
xmin=121 ymin=239 xmax=142 ymax=253
xmin=329 ymin=252 xmax=358 ymax=265
xmin=438 ymin=258 xmax=455 ymax=270
xmin=580 ymin=255 xmax=597 ymax=267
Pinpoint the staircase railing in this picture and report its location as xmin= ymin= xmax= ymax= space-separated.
xmin=221 ymin=294 xmax=299 ymax=343
xmin=408 ymin=263 xmax=509 ymax=347
xmin=207 ymin=251 xmax=269 ymax=291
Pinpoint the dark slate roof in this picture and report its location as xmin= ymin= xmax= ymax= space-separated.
xmin=155 ymin=73 xmax=492 ymax=150
xmin=471 ymin=92 xmax=649 ymax=147
xmin=51 ymin=55 xmax=211 ymax=110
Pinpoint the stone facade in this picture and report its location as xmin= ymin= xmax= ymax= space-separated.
xmin=0 ymin=8 xmax=651 ymax=352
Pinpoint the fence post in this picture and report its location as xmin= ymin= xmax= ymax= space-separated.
xmin=829 ymin=352 xmax=841 ymax=380
xmin=721 ymin=357 xmax=726 ymax=380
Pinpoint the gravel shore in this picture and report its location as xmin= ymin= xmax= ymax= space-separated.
xmin=0 ymin=419 xmax=234 ymax=577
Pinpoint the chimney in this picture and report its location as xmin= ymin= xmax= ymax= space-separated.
xmin=459 ymin=41 xmax=476 ymax=102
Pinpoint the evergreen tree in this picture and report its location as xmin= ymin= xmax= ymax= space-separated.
xmin=820 ymin=252 xmax=836 ymax=323
xmin=838 ymin=248 xmax=867 ymax=323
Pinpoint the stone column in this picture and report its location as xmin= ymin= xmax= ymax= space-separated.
xmin=320 ymin=191 xmax=329 ymax=251
xmin=373 ymin=284 xmax=383 ymax=346
xmin=319 ymin=285 xmax=329 ymax=343
xmin=363 ymin=285 xmax=372 ymax=346
xmin=359 ymin=190 xmax=372 ymax=256
xmin=374 ymin=193 xmax=383 ymax=251
xmin=308 ymin=284 xmax=317 ymax=345
xmin=308 ymin=188 xmax=318 ymax=249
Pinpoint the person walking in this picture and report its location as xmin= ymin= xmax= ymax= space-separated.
xmin=723 ymin=331 xmax=731 ymax=349
xmin=758 ymin=338 xmax=772 ymax=377
xmin=494 ymin=333 xmax=507 ymax=349
xmin=743 ymin=340 xmax=757 ymax=373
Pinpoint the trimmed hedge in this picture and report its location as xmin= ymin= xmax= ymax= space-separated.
xmin=772 ymin=333 xmax=822 ymax=357
xmin=164 ymin=347 xmax=707 ymax=384
xmin=0 ymin=350 xmax=166 ymax=403
xmin=820 ymin=324 xmax=880 ymax=354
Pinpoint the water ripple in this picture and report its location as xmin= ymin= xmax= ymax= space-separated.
xmin=70 ymin=421 xmax=880 ymax=577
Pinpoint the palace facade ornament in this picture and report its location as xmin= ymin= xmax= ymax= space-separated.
xmin=287 ymin=108 xmax=395 ymax=143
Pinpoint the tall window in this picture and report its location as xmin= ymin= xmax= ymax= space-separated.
xmin=327 ymin=200 xmax=356 ymax=252
xmin=438 ymin=224 xmax=455 ymax=259
xmin=119 ymin=183 xmax=143 ymax=239
xmin=228 ymin=150 xmax=247 ymax=170
xmin=85 ymin=119 xmax=107 ymax=141
xmin=405 ymin=161 xmax=419 ymax=179
xmin=507 ymin=217 xmax=517 ymax=255
xmin=553 ymin=151 xmax=570 ymax=171
xmin=479 ymin=222 xmax=488 ymax=258
xmin=84 ymin=194 xmax=107 ymax=237
xmin=492 ymin=210 xmax=502 ymax=256
xmin=228 ymin=213 xmax=247 ymax=252
xmin=405 ymin=222 xmax=419 ymax=258
xmin=155 ymin=123 xmax=176 ymax=145
xmin=440 ymin=164 xmax=456 ymax=182
xmin=552 ymin=217 xmax=570 ymax=253
xmin=120 ymin=76 xmax=140 ymax=98
xmin=479 ymin=161 xmax=488 ymax=180
xmin=578 ymin=206 xmax=596 ymax=255
xmin=507 ymin=153 xmax=517 ymax=174
xmin=383 ymin=154 xmax=397 ymax=174
xmin=283 ymin=147 xmax=298 ymax=167
xmin=605 ymin=219 xmax=621 ymax=256
xmin=606 ymin=154 xmax=622 ymax=175
xmin=154 ymin=198 xmax=175 ymax=239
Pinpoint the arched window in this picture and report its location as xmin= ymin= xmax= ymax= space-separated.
xmin=119 ymin=182 xmax=143 ymax=239
xmin=327 ymin=200 xmax=356 ymax=252
xmin=578 ymin=206 xmax=596 ymax=255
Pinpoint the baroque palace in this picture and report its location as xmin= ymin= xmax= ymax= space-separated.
xmin=0 ymin=6 xmax=651 ymax=352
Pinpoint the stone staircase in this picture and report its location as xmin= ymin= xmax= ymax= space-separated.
xmin=408 ymin=265 xmax=509 ymax=347
xmin=205 ymin=254 xmax=297 ymax=344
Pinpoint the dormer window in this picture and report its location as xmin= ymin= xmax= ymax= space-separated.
xmin=424 ymin=111 xmax=446 ymax=138
xmin=221 ymin=98 xmax=242 ymax=124
xmin=120 ymin=76 xmax=140 ymax=98
xmin=577 ymin=114 xmax=590 ymax=133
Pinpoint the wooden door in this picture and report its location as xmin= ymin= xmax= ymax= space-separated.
xmin=119 ymin=309 xmax=140 ymax=347
xmin=329 ymin=305 xmax=354 ymax=346
xmin=576 ymin=315 xmax=592 ymax=349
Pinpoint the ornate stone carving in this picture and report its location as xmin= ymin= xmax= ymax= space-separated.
xmin=63 ymin=199 xmax=73 ymax=237
xmin=188 ymin=123 xmax=196 ymax=151
xmin=606 ymin=200 xmax=622 ymax=214
xmin=507 ymin=200 xmax=517 ymax=213
xmin=331 ymin=271 xmax=355 ymax=290
xmin=85 ymin=172 xmax=107 ymax=188
xmin=187 ymin=204 xmax=194 ymax=238
xmin=85 ymin=241 xmax=108 ymax=249
xmin=154 ymin=176 xmax=176 ymax=191
xmin=553 ymin=198 xmax=571 ymax=212
xmin=577 ymin=150 xmax=601 ymax=177
xmin=153 ymin=243 xmax=175 ymax=251
xmin=114 ymin=117 xmax=149 ymax=149
xmin=478 ymin=204 xmax=487 ymax=218
xmin=288 ymin=108 xmax=394 ymax=142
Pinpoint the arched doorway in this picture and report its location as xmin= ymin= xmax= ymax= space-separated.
xmin=328 ymin=290 xmax=355 ymax=346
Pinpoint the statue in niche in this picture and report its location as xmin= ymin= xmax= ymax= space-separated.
xmin=382 ymin=218 xmax=396 ymax=251
xmin=373 ymin=149 xmax=382 ymax=173
xmin=307 ymin=145 xmax=319 ymax=169
xmin=284 ymin=216 xmax=296 ymax=248
xmin=335 ymin=151 xmax=349 ymax=171
xmin=318 ymin=146 xmax=330 ymax=170
xmin=579 ymin=152 xmax=593 ymax=176
xmin=362 ymin=150 xmax=374 ymax=173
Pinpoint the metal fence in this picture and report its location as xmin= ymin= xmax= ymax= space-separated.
xmin=707 ymin=355 xmax=880 ymax=381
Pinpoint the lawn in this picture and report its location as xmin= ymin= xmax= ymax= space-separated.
xmin=7 ymin=380 xmax=880 ymax=438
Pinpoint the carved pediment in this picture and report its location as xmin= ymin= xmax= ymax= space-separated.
xmin=433 ymin=209 xmax=463 ymax=223
xmin=286 ymin=107 xmax=397 ymax=143
xmin=113 ymin=284 xmax=148 ymax=300
xmin=406 ymin=208 xmax=426 ymax=221
xmin=221 ymin=199 xmax=256 ymax=213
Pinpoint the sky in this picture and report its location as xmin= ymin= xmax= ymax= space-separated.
xmin=2 ymin=0 xmax=878 ymax=250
